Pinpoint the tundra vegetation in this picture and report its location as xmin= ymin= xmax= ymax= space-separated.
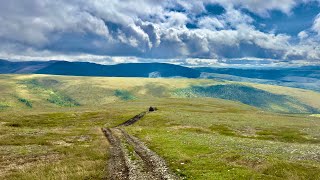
xmin=0 ymin=74 xmax=319 ymax=179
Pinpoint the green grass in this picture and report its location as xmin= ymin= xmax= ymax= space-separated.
xmin=210 ymin=124 xmax=237 ymax=136
xmin=21 ymin=78 xmax=58 ymax=86
xmin=1 ymin=75 xmax=320 ymax=179
xmin=20 ymin=78 xmax=80 ymax=107
xmin=1 ymin=98 xmax=320 ymax=179
xmin=0 ymin=99 xmax=159 ymax=179
xmin=17 ymin=98 xmax=32 ymax=108
xmin=1 ymin=74 xmax=320 ymax=113
xmin=209 ymin=124 xmax=320 ymax=144
xmin=47 ymin=92 xmax=80 ymax=107
xmin=114 ymin=89 xmax=136 ymax=101
xmin=123 ymin=99 xmax=320 ymax=179
xmin=0 ymin=102 xmax=10 ymax=110
xmin=143 ymin=83 xmax=170 ymax=97
xmin=0 ymin=111 xmax=113 ymax=179
xmin=174 ymin=84 xmax=318 ymax=113
xmin=310 ymin=114 xmax=320 ymax=117
xmin=255 ymin=128 xmax=320 ymax=143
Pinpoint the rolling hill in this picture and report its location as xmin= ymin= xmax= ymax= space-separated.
xmin=2 ymin=59 xmax=319 ymax=92
xmin=0 ymin=60 xmax=200 ymax=78
xmin=197 ymin=66 xmax=320 ymax=80
xmin=1 ymin=74 xmax=320 ymax=179
xmin=0 ymin=59 xmax=55 ymax=73
xmin=174 ymin=84 xmax=318 ymax=113
xmin=198 ymin=66 xmax=320 ymax=92
xmin=1 ymin=74 xmax=320 ymax=114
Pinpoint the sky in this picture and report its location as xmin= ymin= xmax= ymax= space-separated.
xmin=0 ymin=0 xmax=320 ymax=67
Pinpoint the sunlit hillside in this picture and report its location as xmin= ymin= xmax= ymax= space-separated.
xmin=1 ymin=93 xmax=320 ymax=179
xmin=1 ymin=74 xmax=320 ymax=114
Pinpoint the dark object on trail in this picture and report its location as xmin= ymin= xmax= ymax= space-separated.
xmin=149 ymin=106 xmax=157 ymax=112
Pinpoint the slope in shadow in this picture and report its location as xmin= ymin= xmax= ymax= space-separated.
xmin=36 ymin=61 xmax=200 ymax=78
xmin=175 ymin=84 xmax=318 ymax=113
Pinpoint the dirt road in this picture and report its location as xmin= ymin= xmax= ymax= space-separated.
xmin=102 ymin=110 xmax=178 ymax=180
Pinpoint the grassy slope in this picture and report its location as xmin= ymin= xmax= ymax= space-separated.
xmin=0 ymin=102 xmax=153 ymax=179
xmin=1 ymin=75 xmax=320 ymax=179
xmin=125 ymin=99 xmax=320 ymax=179
xmin=1 ymin=98 xmax=319 ymax=179
xmin=0 ymin=75 xmax=215 ymax=110
xmin=0 ymin=111 xmax=108 ymax=179
xmin=174 ymin=84 xmax=318 ymax=113
xmin=1 ymin=74 xmax=320 ymax=113
xmin=247 ymin=83 xmax=320 ymax=111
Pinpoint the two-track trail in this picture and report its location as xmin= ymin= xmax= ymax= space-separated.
xmin=102 ymin=109 xmax=178 ymax=180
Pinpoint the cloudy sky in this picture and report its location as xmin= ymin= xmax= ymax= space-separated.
xmin=0 ymin=0 xmax=320 ymax=67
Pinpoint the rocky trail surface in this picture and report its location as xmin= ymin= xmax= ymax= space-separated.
xmin=102 ymin=108 xmax=178 ymax=180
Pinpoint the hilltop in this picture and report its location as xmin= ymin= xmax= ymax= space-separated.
xmin=0 ymin=60 xmax=200 ymax=78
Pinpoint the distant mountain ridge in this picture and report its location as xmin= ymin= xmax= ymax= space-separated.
xmin=0 ymin=60 xmax=200 ymax=78
xmin=1 ymin=59 xmax=319 ymax=89
xmin=197 ymin=66 xmax=320 ymax=92
xmin=0 ymin=60 xmax=56 ymax=74
xmin=196 ymin=67 xmax=320 ymax=80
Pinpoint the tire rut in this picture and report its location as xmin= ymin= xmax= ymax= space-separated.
xmin=119 ymin=129 xmax=178 ymax=180
xmin=102 ymin=108 xmax=179 ymax=180
xmin=102 ymin=128 xmax=129 ymax=180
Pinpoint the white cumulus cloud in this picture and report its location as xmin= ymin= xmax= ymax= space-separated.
xmin=0 ymin=0 xmax=319 ymax=66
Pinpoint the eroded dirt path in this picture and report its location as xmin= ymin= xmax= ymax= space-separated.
xmin=116 ymin=112 xmax=147 ymax=127
xmin=102 ymin=110 xmax=178 ymax=180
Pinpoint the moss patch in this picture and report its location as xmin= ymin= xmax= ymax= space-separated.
xmin=18 ymin=97 xmax=32 ymax=108
xmin=47 ymin=92 xmax=80 ymax=107
xmin=20 ymin=78 xmax=80 ymax=107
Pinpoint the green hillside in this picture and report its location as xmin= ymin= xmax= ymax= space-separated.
xmin=0 ymin=74 xmax=320 ymax=113
xmin=1 ymin=75 xmax=320 ymax=179
xmin=174 ymin=84 xmax=318 ymax=113
xmin=124 ymin=99 xmax=320 ymax=179
xmin=1 ymin=97 xmax=320 ymax=179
